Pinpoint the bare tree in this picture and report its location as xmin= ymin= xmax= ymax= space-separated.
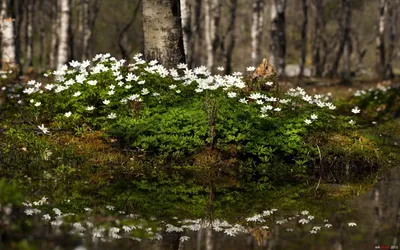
xmin=328 ymin=0 xmax=352 ymax=79
xmin=224 ymin=0 xmax=237 ymax=74
xmin=57 ymin=0 xmax=71 ymax=69
xmin=311 ymin=0 xmax=323 ymax=77
xmin=269 ymin=0 xmax=286 ymax=76
xmin=49 ymin=0 xmax=59 ymax=69
xmin=299 ymin=0 xmax=308 ymax=79
xmin=25 ymin=0 xmax=35 ymax=68
xmin=250 ymin=0 xmax=264 ymax=66
xmin=117 ymin=0 xmax=141 ymax=59
xmin=376 ymin=0 xmax=387 ymax=79
xmin=191 ymin=0 xmax=202 ymax=67
xmin=142 ymin=0 xmax=185 ymax=68
xmin=82 ymin=0 xmax=102 ymax=60
xmin=385 ymin=0 xmax=398 ymax=79
xmin=1 ymin=0 xmax=16 ymax=67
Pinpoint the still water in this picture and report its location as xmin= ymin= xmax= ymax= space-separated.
xmin=1 ymin=167 xmax=399 ymax=250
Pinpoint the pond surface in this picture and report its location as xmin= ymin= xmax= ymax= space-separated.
xmin=1 ymin=167 xmax=400 ymax=250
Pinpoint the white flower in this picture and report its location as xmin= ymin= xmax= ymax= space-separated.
xmin=88 ymin=80 xmax=97 ymax=86
xmin=301 ymin=210 xmax=309 ymax=215
xmin=177 ymin=63 xmax=187 ymax=69
xmin=106 ymin=205 xmax=115 ymax=210
xmin=325 ymin=223 xmax=332 ymax=228
xmin=239 ymin=98 xmax=248 ymax=104
xmin=76 ymin=74 xmax=86 ymax=84
xmin=107 ymin=113 xmax=117 ymax=119
xmin=169 ymin=84 xmax=177 ymax=89
xmin=125 ymin=85 xmax=132 ymax=89
xmin=304 ymin=119 xmax=312 ymax=125
xmin=23 ymin=88 xmax=36 ymax=95
xmin=348 ymin=222 xmax=357 ymax=227
xmin=274 ymin=108 xmax=281 ymax=112
xmin=249 ymin=93 xmax=262 ymax=100
xmin=149 ymin=60 xmax=158 ymax=66
xmin=265 ymin=81 xmax=274 ymax=86
xmin=179 ymin=236 xmax=190 ymax=242
xmin=349 ymin=120 xmax=356 ymax=125
xmin=64 ymin=112 xmax=72 ymax=118
xmin=310 ymin=114 xmax=318 ymax=120
xmin=246 ymin=66 xmax=256 ymax=72
xmin=108 ymin=90 xmax=115 ymax=95
xmin=176 ymin=90 xmax=181 ymax=94
xmin=227 ymin=92 xmax=237 ymax=98
xmin=256 ymin=100 xmax=264 ymax=105
xmin=138 ymin=80 xmax=146 ymax=85
xmin=299 ymin=218 xmax=310 ymax=224
xmin=141 ymin=88 xmax=149 ymax=95
xmin=42 ymin=214 xmax=51 ymax=220
xmin=351 ymin=107 xmax=360 ymax=114
xmin=217 ymin=66 xmax=225 ymax=71
xmin=34 ymin=102 xmax=41 ymax=107
xmin=310 ymin=230 xmax=317 ymax=234
xmin=103 ymin=99 xmax=110 ymax=105
xmin=44 ymin=84 xmax=55 ymax=90
xmin=73 ymin=91 xmax=81 ymax=97
xmin=312 ymin=226 xmax=321 ymax=231
xmin=86 ymin=106 xmax=95 ymax=111
xmin=38 ymin=124 xmax=49 ymax=134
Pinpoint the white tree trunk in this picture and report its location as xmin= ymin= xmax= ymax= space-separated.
xmin=1 ymin=0 xmax=16 ymax=67
xmin=251 ymin=0 xmax=264 ymax=66
xmin=205 ymin=0 xmax=214 ymax=70
xmin=180 ymin=0 xmax=190 ymax=61
xmin=205 ymin=0 xmax=220 ymax=71
xmin=57 ymin=0 xmax=70 ymax=69
xmin=142 ymin=0 xmax=186 ymax=68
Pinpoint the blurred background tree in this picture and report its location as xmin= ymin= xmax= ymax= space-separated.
xmin=0 ymin=0 xmax=399 ymax=81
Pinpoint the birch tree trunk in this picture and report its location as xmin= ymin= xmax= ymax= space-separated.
xmin=299 ymin=0 xmax=308 ymax=79
xmin=205 ymin=0 xmax=221 ymax=71
xmin=376 ymin=0 xmax=387 ymax=79
xmin=328 ymin=0 xmax=352 ymax=78
xmin=1 ymin=0 xmax=16 ymax=67
xmin=142 ymin=0 xmax=186 ymax=68
xmin=180 ymin=0 xmax=191 ymax=63
xmin=57 ymin=0 xmax=71 ymax=69
xmin=251 ymin=0 xmax=264 ymax=66
xmin=269 ymin=0 xmax=286 ymax=76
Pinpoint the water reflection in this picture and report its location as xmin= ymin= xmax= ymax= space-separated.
xmin=1 ymin=167 xmax=399 ymax=250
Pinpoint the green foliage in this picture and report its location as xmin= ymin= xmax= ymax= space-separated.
xmin=349 ymin=85 xmax=400 ymax=123
xmin=0 ymin=178 xmax=24 ymax=205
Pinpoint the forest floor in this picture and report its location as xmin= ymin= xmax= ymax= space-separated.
xmin=1 ymin=74 xmax=400 ymax=249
